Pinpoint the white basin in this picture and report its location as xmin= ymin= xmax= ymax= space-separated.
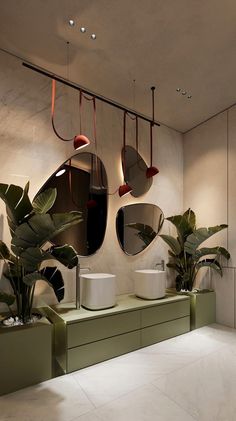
xmin=134 ymin=269 xmax=166 ymax=300
xmin=81 ymin=273 xmax=116 ymax=310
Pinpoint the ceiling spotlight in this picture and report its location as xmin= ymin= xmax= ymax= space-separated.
xmin=187 ymin=95 xmax=192 ymax=99
xmin=69 ymin=19 xmax=75 ymax=27
xmin=91 ymin=34 xmax=96 ymax=40
xmin=80 ymin=27 xmax=86 ymax=33
xmin=176 ymin=88 xmax=181 ymax=92
xmin=182 ymin=91 xmax=187 ymax=95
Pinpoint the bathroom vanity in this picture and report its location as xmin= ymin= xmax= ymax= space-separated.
xmin=44 ymin=293 xmax=190 ymax=374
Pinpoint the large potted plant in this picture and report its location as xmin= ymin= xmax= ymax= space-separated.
xmin=160 ymin=208 xmax=230 ymax=329
xmin=0 ymin=182 xmax=82 ymax=395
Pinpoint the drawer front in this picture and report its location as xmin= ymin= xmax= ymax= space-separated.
xmin=141 ymin=300 xmax=190 ymax=328
xmin=67 ymin=310 xmax=140 ymax=348
xmin=141 ymin=316 xmax=190 ymax=347
xmin=67 ymin=331 xmax=140 ymax=372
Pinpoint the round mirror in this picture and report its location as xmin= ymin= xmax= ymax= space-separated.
xmin=123 ymin=145 xmax=153 ymax=197
xmin=37 ymin=153 xmax=108 ymax=256
xmin=116 ymin=203 xmax=164 ymax=255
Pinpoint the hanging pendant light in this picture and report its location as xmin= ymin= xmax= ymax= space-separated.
xmin=74 ymin=90 xmax=90 ymax=150
xmin=119 ymin=111 xmax=133 ymax=197
xmin=146 ymin=86 xmax=159 ymax=178
xmin=51 ymin=79 xmax=90 ymax=150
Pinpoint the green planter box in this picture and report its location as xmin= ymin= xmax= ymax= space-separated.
xmin=188 ymin=291 xmax=216 ymax=330
xmin=167 ymin=289 xmax=216 ymax=331
xmin=0 ymin=315 xmax=52 ymax=396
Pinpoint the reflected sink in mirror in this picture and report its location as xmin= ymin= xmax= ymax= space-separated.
xmin=81 ymin=273 xmax=116 ymax=310
xmin=134 ymin=269 xmax=166 ymax=300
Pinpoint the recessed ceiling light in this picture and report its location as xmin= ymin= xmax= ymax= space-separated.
xmin=176 ymin=88 xmax=181 ymax=92
xmin=187 ymin=95 xmax=192 ymax=99
xmin=80 ymin=27 xmax=86 ymax=33
xmin=182 ymin=91 xmax=187 ymax=95
xmin=91 ymin=34 xmax=96 ymax=40
xmin=69 ymin=19 xmax=75 ymax=27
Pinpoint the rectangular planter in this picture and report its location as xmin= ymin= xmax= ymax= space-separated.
xmin=167 ymin=289 xmax=216 ymax=330
xmin=0 ymin=315 xmax=52 ymax=396
xmin=188 ymin=291 xmax=216 ymax=330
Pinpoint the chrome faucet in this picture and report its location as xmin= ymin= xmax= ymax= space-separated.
xmin=154 ymin=260 xmax=165 ymax=271
xmin=75 ymin=265 xmax=91 ymax=309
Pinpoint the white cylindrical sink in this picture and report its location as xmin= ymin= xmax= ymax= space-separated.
xmin=134 ymin=269 xmax=166 ymax=300
xmin=81 ymin=273 xmax=116 ymax=310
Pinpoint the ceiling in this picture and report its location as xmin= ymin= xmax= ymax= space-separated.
xmin=1 ymin=0 xmax=236 ymax=133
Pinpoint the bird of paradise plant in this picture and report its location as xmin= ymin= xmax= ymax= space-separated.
xmin=159 ymin=208 xmax=230 ymax=291
xmin=0 ymin=182 xmax=82 ymax=324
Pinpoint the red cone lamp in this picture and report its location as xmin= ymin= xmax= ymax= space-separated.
xmin=74 ymin=134 xmax=90 ymax=150
xmin=118 ymin=183 xmax=132 ymax=197
xmin=146 ymin=86 xmax=159 ymax=178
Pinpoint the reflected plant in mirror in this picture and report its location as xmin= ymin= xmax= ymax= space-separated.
xmin=37 ymin=152 xmax=108 ymax=256
xmin=116 ymin=203 xmax=164 ymax=255
xmin=122 ymin=146 xmax=153 ymax=197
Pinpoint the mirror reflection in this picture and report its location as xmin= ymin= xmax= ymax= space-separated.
xmin=116 ymin=203 xmax=164 ymax=255
xmin=123 ymin=145 xmax=153 ymax=197
xmin=37 ymin=153 xmax=108 ymax=256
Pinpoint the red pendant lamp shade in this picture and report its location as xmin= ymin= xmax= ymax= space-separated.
xmin=146 ymin=86 xmax=159 ymax=178
xmin=119 ymin=111 xmax=132 ymax=197
xmin=118 ymin=183 xmax=132 ymax=197
xmin=74 ymin=134 xmax=90 ymax=150
xmin=51 ymin=79 xmax=90 ymax=150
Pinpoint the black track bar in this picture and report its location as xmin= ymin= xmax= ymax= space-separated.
xmin=22 ymin=62 xmax=160 ymax=127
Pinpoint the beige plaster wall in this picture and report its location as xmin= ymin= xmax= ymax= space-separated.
xmin=184 ymin=107 xmax=236 ymax=328
xmin=0 ymin=50 xmax=183 ymax=310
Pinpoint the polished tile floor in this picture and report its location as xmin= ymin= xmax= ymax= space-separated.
xmin=1 ymin=324 xmax=236 ymax=421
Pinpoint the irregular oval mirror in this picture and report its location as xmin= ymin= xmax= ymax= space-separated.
xmin=116 ymin=203 xmax=164 ymax=255
xmin=37 ymin=153 xmax=108 ymax=256
xmin=123 ymin=145 xmax=153 ymax=197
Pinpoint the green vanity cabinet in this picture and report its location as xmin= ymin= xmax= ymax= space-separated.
xmin=45 ymin=294 xmax=190 ymax=374
xmin=0 ymin=317 xmax=52 ymax=396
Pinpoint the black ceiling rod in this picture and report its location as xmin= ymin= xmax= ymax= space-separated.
xmin=22 ymin=61 xmax=160 ymax=127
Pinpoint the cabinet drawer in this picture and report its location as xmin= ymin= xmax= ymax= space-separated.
xmin=141 ymin=316 xmax=190 ymax=347
xmin=67 ymin=310 xmax=140 ymax=348
xmin=141 ymin=300 xmax=189 ymax=328
xmin=67 ymin=330 xmax=140 ymax=372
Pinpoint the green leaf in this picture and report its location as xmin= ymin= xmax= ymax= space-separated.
xmin=159 ymin=234 xmax=182 ymax=255
xmin=0 ymin=290 xmax=15 ymax=306
xmin=23 ymin=267 xmax=64 ymax=302
xmin=196 ymin=258 xmax=223 ymax=276
xmin=166 ymin=215 xmax=193 ymax=243
xmin=0 ymin=183 xmax=33 ymax=230
xmin=32 ymin=188 xmax=57 ymax=214
xmin=183 ymin=209 xmax=196 ymax=230
xmin=11 ymin=211 xmax=83 ymax=253
xmin=24 ymin=181 xmax=30 ymax=195
xmin=194 ymin=246 xmax=230 ymax=262
xmin=0 ymin=241 xmax=10 ymax=260
xmin=184 ymin=225 xmax=228 ymax=255
xmin=49 ymin=244 xmax=79 ymax=269
xmin=166 ymin=262 xmax=182 ymax=274
xmin=19 ymin=247 xmax=51 ymax=272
